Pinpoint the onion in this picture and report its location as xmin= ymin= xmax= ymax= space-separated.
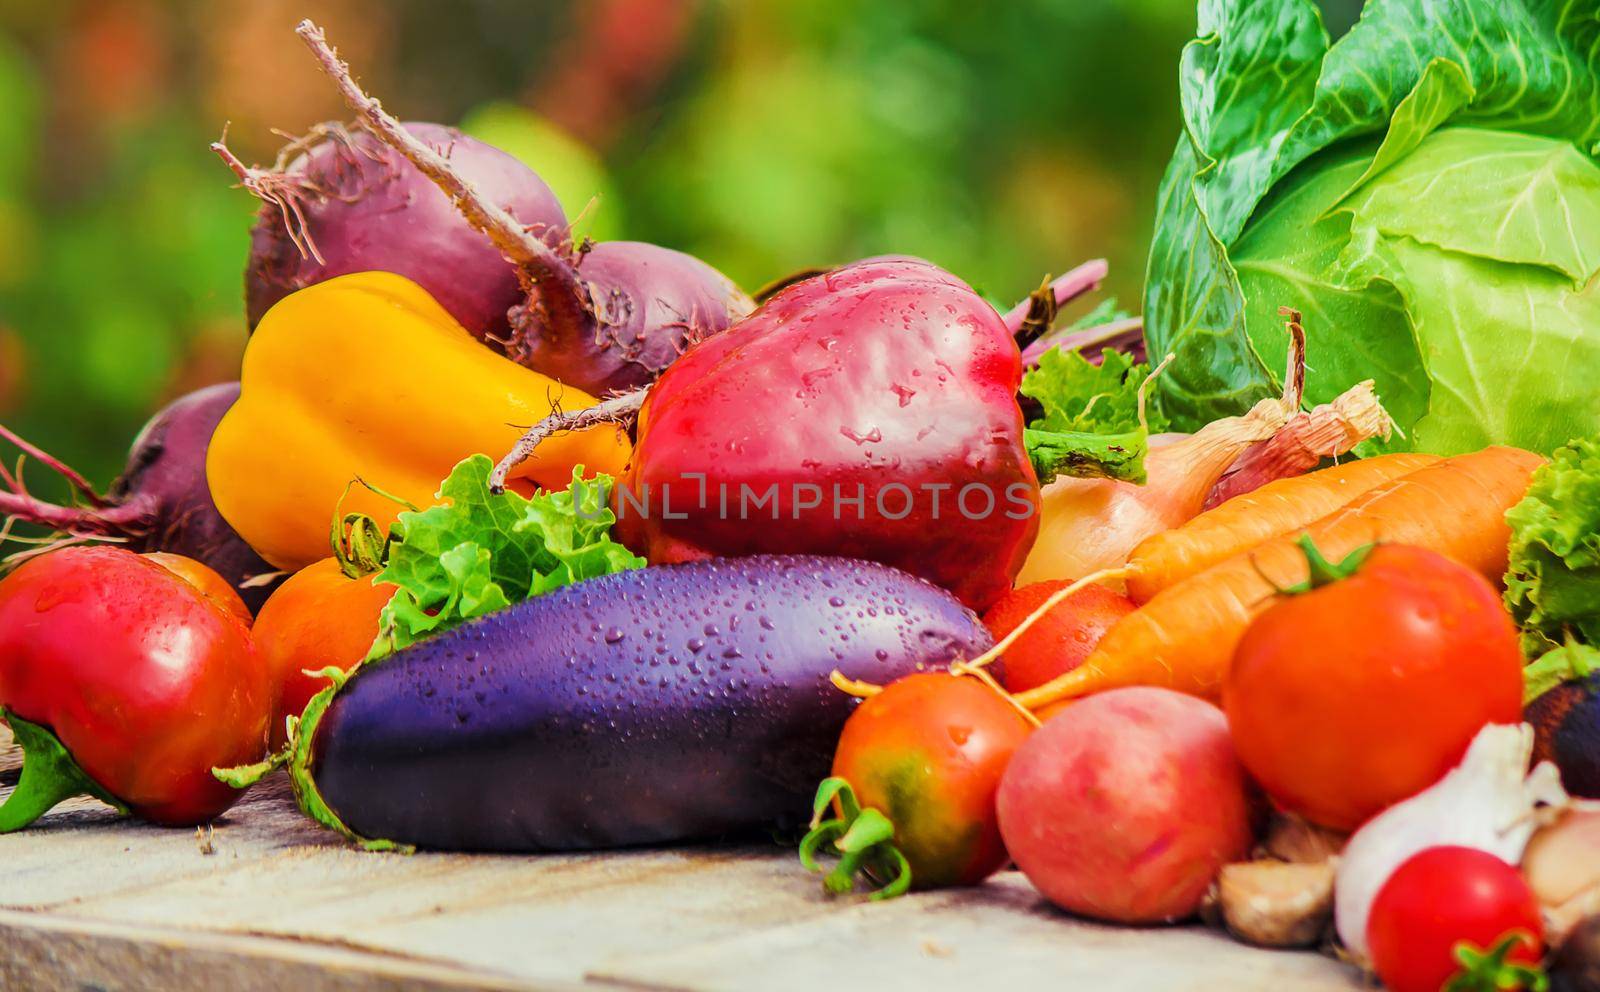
xmin=1205 ymin=379 xmax=1391 ymax=509
xmin=1015 ymin=400 xmax=1294 ymax=584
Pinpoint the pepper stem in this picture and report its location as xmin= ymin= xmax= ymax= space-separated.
xmin=0 ymin=709 xmax=127 ymax=832
xmin=214 ymin=665 xmax=407 ymax=853
xmin=329 ymin=476 xmax=417 ymax=578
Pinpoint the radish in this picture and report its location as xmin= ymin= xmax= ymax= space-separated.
xmin=997 ymin=687 xmax=1257 ymax=924
xmin=292 ymin=21 xmax=754 ymax=396
xmin=216 ymin=123 xmax=567 ymax=345
xmin=0 ymin=383 xmax=279 ymax=611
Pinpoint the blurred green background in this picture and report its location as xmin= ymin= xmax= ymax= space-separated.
xmin=0 ymin=0 xmax=1361 ymax=502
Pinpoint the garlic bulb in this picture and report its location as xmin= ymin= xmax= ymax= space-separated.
xmin=1333 ymin=723 xmax=1569 ymax=963
xmin=1523 ymin=806 xmax=1600 ymax=942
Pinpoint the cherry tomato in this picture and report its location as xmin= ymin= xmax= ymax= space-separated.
xmin=143 ymin=551 xmax=252 ymax=626
xmin=1368 ymin=846 xmax=1544 ymax=992
xmin=1224 ymin=543 xmax=1523 ymax=830
xmin=0 ymin=546 xmax=269 ymax=826
xmin=982 ymin=580 xmax=1135 ymax=692
xmin=252 ymin=557 xmax=395 ymax=747
xmin=825 ymin=673 xmax=1032 ymax=890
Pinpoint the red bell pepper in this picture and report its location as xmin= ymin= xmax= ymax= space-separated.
xmin=616 ymin=257 xmax=1040 ymax=610
xmin=0 ymin=546 xmax=270 ymax=829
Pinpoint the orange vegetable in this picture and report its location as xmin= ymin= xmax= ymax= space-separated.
xmin=143 ymin=551 xmax=253 ymax=626
xmin=1123 ymin=452 xmax=1439 ymax=603
xmin=1015 ymin=446 xmax=1545 ymax=709
xmin=982 ymin=581 xmax=1135 ymax=693
xmin=251 ymin=557 xmax=395 ymax=748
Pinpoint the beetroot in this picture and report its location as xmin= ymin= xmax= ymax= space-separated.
xmin=295 ymin=21 xmax=753 ymax=396
xmin=0 ymin=384 xmax=278 ymax=612
xmin=217 ymin=122 xmax=567 ymax=344
xmin=509 ymin=240 xmax=751 ymax=394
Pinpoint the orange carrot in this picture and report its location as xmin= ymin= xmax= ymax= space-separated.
xmin=1015 ymin=446 xmax=1545 ymax=709
xmin=1123 ymin=452 xmax=1440 ymax=603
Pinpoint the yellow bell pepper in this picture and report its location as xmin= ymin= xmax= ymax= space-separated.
xmin=209 ymin=271 xmax=631 ymax=570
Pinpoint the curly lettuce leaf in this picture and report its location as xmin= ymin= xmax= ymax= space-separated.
xmin=1505 ymin=438 xmax=1600 ymax=657
xmin=1146 ymin=0 xmax=1600 ymax=452
xmin=1022 ymin=348 xmax=1170 ymax=435
xmin=1019 ymin=348 xmax=1169 ymax=484
xmin=1524 ymin=640 xmax=1600 ymax=705
xmin=368 ymin=456 xmax=645 ymax=658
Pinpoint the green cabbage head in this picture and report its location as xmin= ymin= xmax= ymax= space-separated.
xmin=1146 ymin=0 xmax=1600 ymax=455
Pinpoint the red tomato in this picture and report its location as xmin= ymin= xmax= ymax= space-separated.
xmin=830 ymin=673 xmax=1032 ymax=889
xmin=982 ymin=581 xmax=1135 ymax=693
xmin=1368 ymin=846 xmax=1544 ymax=992
xmin=0 ymin=546 xmax=270 ymax=826
xmin=1224 ymin=544 xmax=1523 ymax=830
xmin=252 ymin=557 xmax=395 ymax=748
xmin=143 ymin=551 xmax=252 ymax=626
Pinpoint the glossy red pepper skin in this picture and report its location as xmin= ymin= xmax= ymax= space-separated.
xmin=0 ymin=546 xmax=269 ymax=825
xmin=616 ymin=257 xmax=1040 ymax=610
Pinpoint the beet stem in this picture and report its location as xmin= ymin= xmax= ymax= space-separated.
xmin=1020 ymin=315 xmax=1145 ymax=366
xmin=0 ymin=424 xmax=107 ymax=507
xmin=0 ymin=488 xmax=145 ymax=541
xmin=490 ymin=387 xmax=647 ymax=493
xmin=1001 ymin=259 xmax=1108 ymax=337
xmin=294 ymin=20 xmax=581 ymax=297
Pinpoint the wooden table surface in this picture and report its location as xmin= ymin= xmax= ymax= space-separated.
xmin=0 ymin=730 xmax=1364 ymax=992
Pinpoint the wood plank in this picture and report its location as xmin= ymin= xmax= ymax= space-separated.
xmin=595 ymin=875 xmax=1351 ymax=992
xmin=0 ymin=910 xmax=571 ymax=992
xmin=0 ymin=727 xmax=1364 ymax=991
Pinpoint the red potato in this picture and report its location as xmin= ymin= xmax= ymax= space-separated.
xmin=997 ymin=687 xmax=1256 ymax=924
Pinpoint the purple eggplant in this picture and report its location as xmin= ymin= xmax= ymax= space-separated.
xmin=307 ymin=555 xmax=992 ymax=851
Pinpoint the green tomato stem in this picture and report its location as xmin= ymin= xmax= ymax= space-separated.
xmin=1281 ymin=533 xmax=1374 ymax=594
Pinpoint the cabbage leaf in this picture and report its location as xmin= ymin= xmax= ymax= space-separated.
xmin=1146 ymin=0 xmax=1600 ymax=455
